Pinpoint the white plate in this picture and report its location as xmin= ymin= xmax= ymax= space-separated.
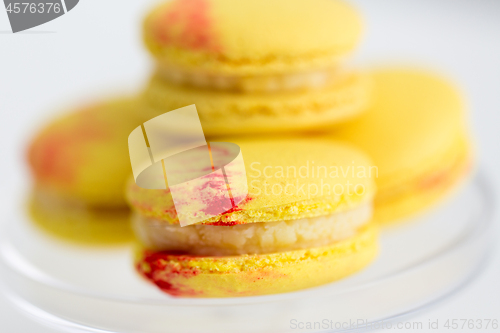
xmin=0 ymin=171 xmax=495 ymax=333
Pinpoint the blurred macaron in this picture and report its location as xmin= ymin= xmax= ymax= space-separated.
xmin=142 ymin=71 xmax=371 ymax=136
xmin=143 ymin=0 xmax=363 ymax=92
xmin=140 ymin=0 xmax=370 ymax=136
xmin=329 ymin=69 xmax=473 ymax=224
xmin=27 ymin=98 xmax=144 ymax=207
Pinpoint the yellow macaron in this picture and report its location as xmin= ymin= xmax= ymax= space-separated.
xmin=330 ymin=69 xmax=473 ymax=224
xmin=142 ymin=71 xmax=371 ymax=135
xmin=143 ymin=0 xmax=363 ymax=91
xmin=136 ymin=223 xmax=377 ymax=297
xmin=141 ymin=0 xmax=369 ymax=135
xmin=28 ymin=190 xmax=133 ymax=246
xmin=128 ymin=138 xmax=378 ymax=297
xmin=27 ymin=98 xmax=144 ymax=207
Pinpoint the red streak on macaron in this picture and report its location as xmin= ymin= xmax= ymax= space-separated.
xmin=198 ymin=175 xmax=233 ymax=216
xmin=163 ymin=206 xmax=179 ymax=221
xmin=138 ymin=250 xmax=203 ymax=297
xmin=203 ymin=195 xmax=253 ymax=226
xmin=418 ymin=157 xmax=470 ymax=191
xmin=153 ymin=0 xmax=221 ymax=52
xmin=28 ymin=112 xmax=110 ymax=186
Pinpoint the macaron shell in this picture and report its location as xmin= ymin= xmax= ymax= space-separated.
xmin=136 ymin=223 xmax=377 ymax=297
xmin=142 ymin=71 xmax=371 ymax=135
xmin=27 ymin=99 xmax=143 ymax=207
xmin=332 ymin=69 xmax=470 ymax=191
xmin=126 ymin=138 xmax=376 ymax=225
xmin=28 ymin=190 xmax=133 ymax=246
xmin=374 ymin=135 xmax=471 ymax=224
xmin=143 ymin=0 xmax=362 ymax=75
xmin=330 ymin=68 xmax=473 ymax=223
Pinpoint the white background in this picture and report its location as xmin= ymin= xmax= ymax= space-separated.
xmin=1 ymin=0 xmax=499 ymax=332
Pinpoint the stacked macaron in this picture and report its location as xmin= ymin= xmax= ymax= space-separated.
xmin=141 ymin=0 xmax=370 ymax=135
xmin=122 ymin=0 xmax=384 ymax=297
xmin=128 ymin=138 xmax=377 ymax=297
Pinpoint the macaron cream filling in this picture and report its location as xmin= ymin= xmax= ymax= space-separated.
xmin=133 ymin=203 xmax=372 ymax=256
xmin=156 ymin=63 xmax=348 ymax=93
